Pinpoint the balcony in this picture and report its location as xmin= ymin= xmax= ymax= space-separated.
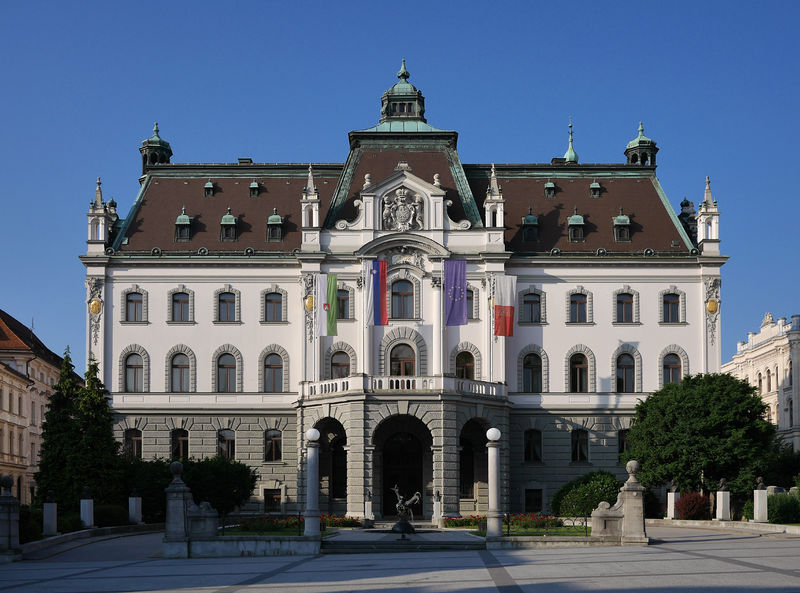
xmin=300 ymin=374 xmax=506 ymax=399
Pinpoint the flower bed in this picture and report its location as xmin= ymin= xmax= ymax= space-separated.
xmin=238 ymin=514 xmax=362 ymax=533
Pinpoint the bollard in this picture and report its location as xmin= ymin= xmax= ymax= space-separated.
xmin=43 ymin=490 xmax=57 ymax=537
xmin=304 ymin=428 xmax=321 ymax=536
xmin=129 ymin=490 xmax=143 ymax=525
xmin=486 ymin=428 xmax=502 ymax=538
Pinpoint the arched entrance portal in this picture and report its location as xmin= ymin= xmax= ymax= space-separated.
xmin=315 ymin=417 xmax=347 ymax=515
xmin=373 ymin=415 xmax=433 ymax=519
xmin=459 ymin=418 xmax=489 ymax=514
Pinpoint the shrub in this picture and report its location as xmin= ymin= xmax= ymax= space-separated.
xmin=321 ymin=515 xmax=362 ymax=528
xmin=240 ymin=515 xmax=303 ymax=532
xmin=742 ymin=499 xmax=754 ymax=521
xmin=644 ymin=488 xmax=663 ymax=519
xmin=120 ymin=457 xmax=172 ymax=523
xmin=443 ymin=515 xmax=484 ymax=527
xmin=551 ymin=471 xmax=622 ymax=517
xmin=58 ymin=512 xmax=83 ymax=533
xmin=675 ymin=492 xmax=710 ymax=520
xmin=795 ymin=473 xmax=800 ymax=489
xmin=768 ymin=493 xmax=800 ymax=524
xmin=508 ymin=513 xmax=563 ymax=529
xmin=95 ymin=504 xmax=129 ymax=527
xmin=19 ymin=505 xmax=42 ymax=543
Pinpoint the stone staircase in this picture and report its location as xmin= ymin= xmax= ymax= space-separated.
xmin=320 ymin=523 xmax=485 ymax=554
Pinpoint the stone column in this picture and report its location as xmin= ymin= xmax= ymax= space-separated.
xmin=346 ymin=402 xmax=366 ymax=518
xmin=0 ymin=475 xmax=20 ymax=553
xmin=486 ymin=428 xmax=502 ymax=538
xmin=304 ymin=428 xmax=321 ymax=537
xmin=164 ymin=462 xmax=192 ymax=541
xmin=80 ymin=487 xmax=94 ymax=528
xmin=43 ymin=491 xmax=57 ymax=537
xmin=620 ymin=460 xmax=648 ymax=543
xmin=715 ymin=490 xmax=730 ymax=521
xmin=753 ymin=489 xmax=768 ymax=523
xmin=129 ymin=490 xmax=143 ymax=524
xmin=666 ymin=491 xmax=680 ymax=519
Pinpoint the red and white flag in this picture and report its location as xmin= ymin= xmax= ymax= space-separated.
xmin=493 ymin=276 xmax=516 ymax=337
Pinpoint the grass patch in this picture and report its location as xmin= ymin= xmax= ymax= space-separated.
xmin=475 ymin=525 xmax=591 ymax=537
xmin=222 ymin=527 xmax=341 ymax=536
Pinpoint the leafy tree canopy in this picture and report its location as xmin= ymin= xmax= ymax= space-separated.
xmin=624 ymin=373 xmax=775 ymax=495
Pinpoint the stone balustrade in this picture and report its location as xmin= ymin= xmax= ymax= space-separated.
xmin=300 ymin=374 xmax=506 ymax=399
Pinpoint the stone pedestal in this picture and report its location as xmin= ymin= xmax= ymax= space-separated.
xmin=304 ymin=429 xmax=321 ymax=537
xmin=433 ymin=500 xmax=442 ymax=524
xmin=129 ymin=496 xmax=143 ymax=524
xmin=187 ymin=501 xmax=218 ymax=538
xmin=164 ymin=462 xmax=193 ymax=541
xmin=0 ymin=476 xmax=20 ymax=553
xmin=753 ymin=490 xmax=768 ymax=523
xmin=80 ymin=498 xmax=95 ymax=528
xmin=485 ymin=429 xmax=502 ymax=538
xmin=715 ymin=491 xmax=730 ymax=521
xmin=43 ymin=502 xmax=57 ymax=537
xmin=593 ymin=460 xmax=647 ymax=544
xmin=666 ymin=492 xmax=680 ymax=519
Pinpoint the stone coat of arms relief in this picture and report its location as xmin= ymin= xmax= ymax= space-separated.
xmin=382 ymin=188 xmax=424 ymax=231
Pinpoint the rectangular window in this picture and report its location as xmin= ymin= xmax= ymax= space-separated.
xmin=336 ymin=289 xmax=349 ymax=320
xmin=524 ymin=429 xmax=542 ymax=462
xmin=616 ymin=294 xmax=633 ymax=323
xmin=522 ymin=294 xmax=541 ymax=323
xmin=265 ymin=293 xmax=282 ymax=322
xmin=218 ymin=293 xmax=236 ymax=322
xmin=524 ymin=489 xmax=543 ymax=513
xmin=126 ymin=293 xmax=143 ymax=322
xmin=466 ymin=290 xmax=474 ymax=320
xmin=172 ymin=293 xmax=190 ymax=322
xmin=571 ymin=429 xmax=589 ymax=463
xmin=264 ymin=488 xmax=281 ymax=513
xmin=618 ymin=429 xmax=630 ymax=463
xmin=663 ymin=294 xmax=680 ymax=323
xmin=570 ymin=294 xmax=587 ymax=323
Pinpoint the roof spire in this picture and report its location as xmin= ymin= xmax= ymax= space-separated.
xmin=93 ymin=177 xmax=104 ymax=208
xmin=703 ymin=175 xmax=714 ymax=205
xmin=397 ymin=59 xmax=410 ymax=81
xmin=486 ymin=163 xmax=502 ymax=198
xmin=304 ymin=164 xmax=319 ymax=198
xmin=153 ymin=122 xmax=160 ymax=137
xmin=564 ymin=119 xmax=579 ymax=163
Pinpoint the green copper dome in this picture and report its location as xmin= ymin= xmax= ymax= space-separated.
xmin=564 ymin=122 xmax=578 ymax=163
xmin=522 ymin=207 xmax=538 ymax=225
xmin=267 ymin=207 xmax=283 ymax=224
xmin=221 ymin=207 xmax=236 ymax=225
xmin=627 ymin=122 xmax=655 ymax=149
xmin=175 ymin=206 xmax=190 ymax=225
xmin=568 ymin=212 xmax=584 ymax=225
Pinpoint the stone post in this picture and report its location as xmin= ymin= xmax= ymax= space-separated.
xmin=304 ymin=428 xmax=321 ymax=537
xmin=80 ymin=486 xmax=95 ymax=528
xmin=43 ymin=490 xmax=57 ymax=537
xmin=753 ymin=490 xmax=768 ymax=523
xmin=364 ymin=489 xmax=374 ymax=522
xmin=620 ymin=460 xmax=647 ymax=544
xmin=432 ymin=490 xmax=442 ymax=525
xmin=486 ymin=428 xmax=502 ymax=538
xmin=129 ymin=489 xmax=143 ymax=524
xmin=164 ymin=462 xmax=192 ymax=541
xmin=715 ymin=491 xmax=730 ymax=521
xmin=666 ymin=492 xmax=680 ymax=519
xmin=0 ymin=475 xmax=20 ymax=554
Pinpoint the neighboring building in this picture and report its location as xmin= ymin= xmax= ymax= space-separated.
xmin=722 ymin=313 xmax=800 ymax=450
xmin=81 ymin=62 xmax=725 ymax=517
xmin=0 ymin=309 xmax=66 ymax=504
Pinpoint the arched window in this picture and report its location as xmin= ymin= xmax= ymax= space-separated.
xmin=172 ymin=292 xmax=190 ymax=322
xmin=766 ymin=369 xmax=772 ymax=392
xmin=264 ymin=292 xmax=283 ymax=322
xmin=217 ymin=353 xmax=236 ymax=392
xmin=662 ymin=293 xmax=680 ymax=323
xmin=171 ymin=429 xmax=189 ymax=460
xmin=126 ymin=292 xmax=143 ymax=322
xmin=390 ymin=344 xmax=415 ymax=376
xmin=336 ymin=289 xmax=349 ymax=320
xmin=522 ymin=354 xmax=542 ymax=393
xmin=663 ymin=354 xmax=682 ymax=384
xmin=789 ymin=399 xmax=794 ymax=427
xmin=264 ymin=353 xmax=283 ymax=392
xmin=569 ymin=294 xmax=587 ymax=323
xmin=125 ymin=354 xmax=143 ymax=392
xmin=171 ymin=354 xmax=190 ymax=392
xmin=391 ymin=280 xmax=413 ymax=319
xmin=790 ymin=361 xmax=793 ymax=386
xmin=123 ymin=428 xmax=142 ymax=459
xmin=455 ymin=352 xmax=475 ymax=379
xmin=217 ymin=429 xmax=235 ymax=459
xmin=616 ymin=293 xmax=633 ymax=323
xmin=218 ymin=292 xmax=236 ymax=322
xmin=570 ymin=353 xmax=588 ymax=392
xmin=616 ymin=353 xmax=635 ymax=393
xmin=264 ymin=429 xmax=282 ymax=461
xmin=758 ymin=372 xmax=763 ymax=394
xmin=522 ymin=293 xmax=541 ymax=323
xmin=524 ymin=429 xmax=542 ymax=462
xmin=330 ymin=351 xmax=350 ymax=379
xmin=571 ymin=429 xmax=589 ymax=462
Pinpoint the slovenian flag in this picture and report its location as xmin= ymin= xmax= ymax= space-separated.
xmin=493 ymin=276 xmax=516 ymax=337
xmin=365 ymin=260 xmax=388 ymax=325
xmin=315 ymin=273 xmax=338 ymax=336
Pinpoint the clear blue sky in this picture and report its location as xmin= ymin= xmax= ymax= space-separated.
xmin=2 ymin=1 xmax=797 ymax=375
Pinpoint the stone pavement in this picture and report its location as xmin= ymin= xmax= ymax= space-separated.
xmin=4 ymin=526 xmax=800 ymax=592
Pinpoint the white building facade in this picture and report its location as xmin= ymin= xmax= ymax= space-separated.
xmin=722 ymin=313 xmax=800 ymax=451
xmin=81 ymin=64 xmax=725 ymax=517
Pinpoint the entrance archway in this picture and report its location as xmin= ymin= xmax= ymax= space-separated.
xmin=315 ymin=417 xmax=347 ymax=515
xmin=373 ymin=415 xmax=433 ymax=519
xmin=459 ymin=418 xmax=489 ymax=514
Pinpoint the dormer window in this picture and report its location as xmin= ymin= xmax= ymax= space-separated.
xmin=614 ymin=208 xmax=631 ymax=242
xmin=266 ymin=208 xmax=283 ymax=242
xmin=522 ymin=208 xmax=539 ymax=242
xmin=568 ymin=208 xmax=585 ymax=242
xmin=544 ymin=180 xmax=556 ymax=198
xmin=204 ymin=180 xmax=215 ymax=197
xmin=249 ymin=180 xmax=260 ymax=198
xmin=174 ymin=206 xmax=191 ymax=242
xmin=590 ymin=181 xmax=602 ymax=198
xmin=220 ymin=207 xmax=237 ymax=241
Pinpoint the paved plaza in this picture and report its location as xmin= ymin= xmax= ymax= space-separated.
xmin=4 ymin=527 xmax=800 ymax=592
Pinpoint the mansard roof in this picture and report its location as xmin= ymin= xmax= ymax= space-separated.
xmin=0 ymin=308 xmax=65 ymax=369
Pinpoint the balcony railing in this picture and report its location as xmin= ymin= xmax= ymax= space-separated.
xmin=301 ymin=374 xmax=506 ymax=399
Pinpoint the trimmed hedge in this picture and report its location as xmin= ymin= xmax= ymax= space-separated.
xmin=550 ymin=471 xmax=622 ymax=517
xmin=675 ymin=492 xmax=710 ymax=520
xmin=95 ymin=504 xmax=129 ymax=527
xmin=768 ymin=493 xmax=800 ymax=524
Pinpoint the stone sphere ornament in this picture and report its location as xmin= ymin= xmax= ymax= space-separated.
xmin=0 ymin=474 xmax=13 ymax=491
xmin=170 ymin=461 xmax=183 ymax=477
xmin=306 ymin=428 xmax=320 ymax=442
xmin=626 ymin=459 xmax=641 ymax=477
xmin=486 ymin=427 xmax=501 ymax=442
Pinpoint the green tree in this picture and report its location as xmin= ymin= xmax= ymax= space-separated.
xmin=624 ymin=373 xmax=775 ymax=495
xmin=72 ymin=359 xmax=122 ymax=505
xmin=35 ymin=349 xmax=81 ymax=508
xmin=550 ymin=471 xmax=622 ymax=516
xmin=183 ymin=456 xmax=257 ymax=522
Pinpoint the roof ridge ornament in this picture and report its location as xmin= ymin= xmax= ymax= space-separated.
xmin=564 ymin=119 xmax=579 ymax=163
xmin=486 ymin=163 xmax=502 ymax=199
xmin=397 ymin=59 xmax=410 ymax=81
xmin=93 ymin=177 xmax=104 ymax=208
xmin=703 ymin=175 xmax=714 ymax=206
xmin=304 ymin=164 xmax=318 ymax=197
